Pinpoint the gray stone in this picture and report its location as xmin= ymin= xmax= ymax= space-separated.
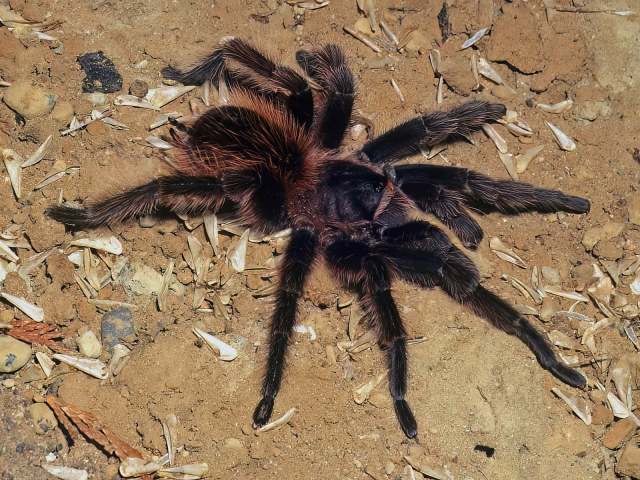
xmin=0 ymin=336 xmax=32 ymax=373
xmin=29 ymin=403 xmax=57 ymax=435
xmin=101 ymin=307 xmax=135 ymax=353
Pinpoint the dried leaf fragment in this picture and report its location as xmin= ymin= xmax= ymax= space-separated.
xmin=45 ymin=395 xmax=144 ymax=461
xmin=8 ymin=319 xmax=68 ymax=352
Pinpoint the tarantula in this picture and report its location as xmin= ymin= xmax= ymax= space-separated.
xmin=48 ymin=38 xmax=590 ymax=438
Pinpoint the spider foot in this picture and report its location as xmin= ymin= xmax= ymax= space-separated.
xmin=46 ymin=205 xmax=91 ymax=228
xmin=252 ymin=396 xmax=275 ymax=429
xmin=394 ymin=399 xmax=418 ymax=438
xmin=550 ymin=363 xmax=586 ymax=389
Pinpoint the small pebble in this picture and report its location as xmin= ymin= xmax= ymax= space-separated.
xmin=617 ymin=442 xmax=640 ymax=478
xmin=77 ymin=330 xmax=102 ymax=358
xmin=86 ymin=119 xmax=108 ymax=136
xmin=403 ymin=30 xmax=429 ymax=55
xmin=602 ymin=418 xmax=637 ymax=450
xmin=628 ymin=197 xmax=640 ymax=226
xmin=85 ymin=92 xmax=109 ymax=106
xmin=51 ymin=101 xmax=74 ymax=124
xmin=129 ymin=79 xmax=149 ymax=98
xmin=28 ymin=403 xmax=58 ymax=435
xmin=2 ymin=81 xmax=57 ymax=119
xmin=541 ymin=266 xmax=561 ymax=285
xmin=384 ymin=462 xmax=396 ymax=475
xmin=101 ymin=307 xmax=135 ymax=353
xmin=139 ymin=215 xmax=157 ymax=228
xmin=2 ymin=378 xmax=16 ymax=388
xmin=590 ymin=403 xmax=613 ymax=426
xmin=0 ymin=336 xmax=32 ymax=373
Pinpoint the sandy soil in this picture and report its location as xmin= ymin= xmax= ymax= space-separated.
xmin=1 ymin=1 xmax=640 ymax=479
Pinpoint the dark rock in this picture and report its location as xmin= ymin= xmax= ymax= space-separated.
xmin=101 ymin=307 xmax=135 ymax=353
xmin=77 ymin=51 xmax=123 ymax=93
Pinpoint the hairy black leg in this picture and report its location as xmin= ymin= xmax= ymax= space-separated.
xmin=361 ymin=101 xmax=506 ymax=164
xmin=400 ymin=179 xmax=483 ymax=249
xmin=325 ymin=239 xmax=418 ymax=438
xmin=395 ymin=164 xmax=590 ymax=216
xmin=253 ymin=229 xmax=318 ymax=428
xmin=46 ymin=176 xmax=224 ymax=229
xmin=380 ymin=221 xmax=586 ymax=388
xmin=163 ymin=38 xmax=314 ymax=128
xmin=296 ymin=45 xmax=355 ymax=148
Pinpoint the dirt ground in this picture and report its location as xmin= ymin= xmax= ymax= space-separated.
xmin=1 ymin=0 xmax=640 ymax=479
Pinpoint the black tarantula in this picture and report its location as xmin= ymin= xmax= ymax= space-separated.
xmin=48 ymin=38 xmax=590 ymax=438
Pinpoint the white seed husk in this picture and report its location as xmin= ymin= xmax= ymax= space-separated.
xmin=482 ymin=124 xmax=508 ymax=153
xmin=3 ymin=149 xmax=23 ymax=199
xmin=22 ymin=135 xmax=53 ymax=168
xmin=145 ymin=85 xmax=195 ymax=108
xmin=0 ymin=292 xmax=44 ymax=321
xmin=489 ymin=237 xmax=527 ymax=268
xmin=516 ymin=145 xmax=544 ymax=173
xmin=146 ymin=136 xmax=173 ymax=149
xmin=552 ymin=387 xmax=591 ymax=425
xmin=258 ymin=407 xmax=296 ymax=432
xmin=108 ymin=343 xmax=131 ymax=377
xmin=477 ymin=57 xmax=503 ymax=84
xmin=52 ymin=354 xmax=108 ymax=379
xmin=69 ymin=236 xmax=123 ymax=255
xmin=41 ymin=465 xmax=88 ymax=480
xmin=157 ymin=463 xmax=209 ymax=479
xmin=229 ymin=229 xmax=250 ymax=272
xmin=354 ymin=372 xmax=386 ymax=404
xmin=536 ymin=99 xmax=573 ymax=114
xmin=498 ymin=152 xmax=518 ymax=180
xmin=192 ymin=327 xmax=238 ymax=361
xmin=114 ymin=94 xmax=160 ymax=110
xmin=461 ymin=27 xmax=490 ymax=49
xmin=36 ymin=351 xmax=55 ymax=377
xmin=546 ymin=122 xmax=576 ymax=151
xmin=0 ymin=239 xmax=19 ymax=262
xmin=119 ymin=457 xmax=164 ymax=477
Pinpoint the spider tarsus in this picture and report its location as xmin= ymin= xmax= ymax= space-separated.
xmin=562 ymin=195 xmax=590 ymax=214
xmin=45 ymin=205 xmax=92 ymax=229
xmin=394 ymin=399 xmax=418 ymax=438
xmin=550 ymin=364 xmax=587 ymax=389
xmin=252 ymin=396 xmax=274 ymax=428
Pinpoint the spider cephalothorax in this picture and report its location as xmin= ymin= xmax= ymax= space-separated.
xmin=48 ymin=38 xmax=590 ymax=438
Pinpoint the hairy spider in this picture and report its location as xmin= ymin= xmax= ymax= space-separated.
xmin=48 ymin=38 xmax=590 ymax=438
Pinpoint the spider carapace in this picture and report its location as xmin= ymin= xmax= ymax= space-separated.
xmin=48 ymin=38 xmax=590 ymax=438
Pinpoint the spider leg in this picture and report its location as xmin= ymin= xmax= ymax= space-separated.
xmin=380 ymin=221 xmax=586 ymax=389
xmin=325 ymin=239 xmax=427 ymax=438
xmin=296 ymin=45 xmax=355 ymax=149
xmin=395 ymin=163 xmax=590 ymax=222
xmin=162 ymin=38 xmax=314 ymax=128
xmin=46 ymin=176 xmax=224 ymax=229
xmin=253 ymin=229 xmax=318 ymax=428
xmin=397 ymin=164 xmax=592 ymax=214
xmin=361 ymin=101 xmax=506 ymax=164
